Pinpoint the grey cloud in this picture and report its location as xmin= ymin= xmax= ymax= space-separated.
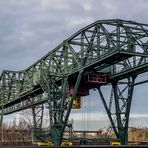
xmin=0 ymin=0 xmax=148 ymax=128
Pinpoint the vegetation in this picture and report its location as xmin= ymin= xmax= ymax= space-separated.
xmin=0 ymin=118 xmax=31 ymax=145
xmin=1 ymin=116 xmax=148 ymax=146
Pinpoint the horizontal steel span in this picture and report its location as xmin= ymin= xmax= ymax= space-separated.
xmin=0 ymin=19 xmax=148 ymax=145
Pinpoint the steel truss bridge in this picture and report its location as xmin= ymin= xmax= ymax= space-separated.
xmin=0 ymin=19 xmax=148 ymax=145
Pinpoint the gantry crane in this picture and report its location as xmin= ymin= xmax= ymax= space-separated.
xmin=0 ymin=19 xmax=148 ymax=145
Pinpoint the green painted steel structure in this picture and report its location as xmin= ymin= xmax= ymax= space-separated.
xmin=0 ymin=19 xmax=148 ymax=145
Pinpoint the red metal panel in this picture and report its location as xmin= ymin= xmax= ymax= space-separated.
xmin=69 ymin=85 xmax=89 ymax=96
xmin=85 ymin=73 xmax=108 ymax=84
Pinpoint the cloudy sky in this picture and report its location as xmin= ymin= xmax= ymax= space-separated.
xmin=1 ymin=0 xmax=148 ymax=130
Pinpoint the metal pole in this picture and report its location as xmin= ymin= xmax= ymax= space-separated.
xmin=59 ymin=70 xmax=83 ymax=145
xmin=0 ymin=106 xmax=4 ymax=143
xmin=97 ymin=87 xmax=118 ymax=138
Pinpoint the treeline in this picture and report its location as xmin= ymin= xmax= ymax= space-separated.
xmin=0 ymin=118 xmax=32 ymax=146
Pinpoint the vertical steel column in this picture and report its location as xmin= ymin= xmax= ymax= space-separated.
xmin=112 ymin=77 xmax=136 ymax=145
xmin=0 ymin=106 xmax=4 ymax=143
xmin=97 ymin=87 xmax=118 ymax=138
xmin=59 ymin=70 xmax=83 ymax=145
xmin=98 ymin=76 xmax=136 ymax=145
xmin=32 ymin=104 xmax=44 ymax=128
xmin=112 ymin=82 xmax=124 ymax=143
xmin=31 ymin=104 xmax=44 ymax=142
xmin=97 ymin=24 xmax=101 ymax=57
xmin=48 ymin=76 xmax=68 ymax=145
xmin=123 ymin=76 xmax=136 ymax=143
xmin=0 ymin=106 xmax=3 ymax=128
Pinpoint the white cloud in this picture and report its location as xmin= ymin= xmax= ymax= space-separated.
xmin=40 ymin=0 xmax=69 ymax=10
xmin=83 ymin=2 xmax=92 ymax=11
xmin=102 ymin=0 xmax=118 ymax=17
xmin=66 ymin=16 xmax=94 ymax=28
xmin=130 ymin=113 xmax=148 ymax=119
xmin=70 ymin=112 xmax=108 ymax=121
